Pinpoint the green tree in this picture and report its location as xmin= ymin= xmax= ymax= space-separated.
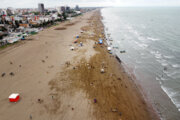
xmin=62 ymin=12 xmax=67 ymax=20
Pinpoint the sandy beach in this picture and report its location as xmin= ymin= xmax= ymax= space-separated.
xmin=0 ymin=10 xmax=159 ymax=120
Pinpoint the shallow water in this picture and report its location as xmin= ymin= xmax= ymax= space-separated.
xmin=101 ymin=7 xmax=180 ymax=120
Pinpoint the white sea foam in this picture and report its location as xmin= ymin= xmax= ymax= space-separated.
xmin=134 ymin=41 xmax=148 ymax=49
xmin=160 ymin=77 xmax=168 ymax=81
xmin=172 ymin=64 xmax=180 ymax=68
xmin=156 ymin=77 xmax=160 ymax=81
xmin=161 ymin=86 xmax=180 ymax=111
xmin=164 ymin=55 xmax=174 ymax=59
xmin=166 ymin=71 xmax=180 ymax=79
xmin=161 ymin=63 xmax=168 ymax=66
xmin=155 ymin=53 xmax=162 ymax=59
xmin=150 ymin=50 xmax=156 ymax=55
xmin=147 ymin=37 xmax=160 ymax=41
xmin=156 ymin=59 xmax=166 ymax=64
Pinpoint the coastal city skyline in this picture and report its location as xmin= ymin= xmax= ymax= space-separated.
xmin=0 ymin=0 xmax=180 ymax=8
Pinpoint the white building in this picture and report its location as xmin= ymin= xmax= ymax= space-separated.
xmin=7 ymin=7 xmax=15 ymax=15
xmin=56 ymin=7 xmax=62 ymax=14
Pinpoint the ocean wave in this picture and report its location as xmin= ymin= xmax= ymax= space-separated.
xmin=156 ymin=77 xmax=160 ymax=81
xmin=156 ymin=75 xmax=168 ymax=81
xmin=166 ymin=71 xmax=180 ymax=79
xmin=150 ymin=50 xmax=156 ymax=55
xmin=161 ymin=86 xmax=180 ymax=111
xmin=134 ymin=41 xmax=148 ymax=49
xmin=147 ymin=37 xmax=160 ymax=41
xmin=160 ymin=77 xmax=168 ymax=81
xmin=172 ymin=64 xmax=180 ymax=68
xmin=150 ymin=50 xmax=163 ymax=59
xmin=156 ymin=59 xmax=169 ymax=67
xmin=163 ymin=55 xmax=174 ymax=59
xmin=161 ymin=63 xmax=168 ymax=66
xmin=155 ymin=53 xmax=162 ymax=59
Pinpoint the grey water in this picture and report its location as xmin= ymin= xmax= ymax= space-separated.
xmin=101 ymin=7 xmax=180 ymax=120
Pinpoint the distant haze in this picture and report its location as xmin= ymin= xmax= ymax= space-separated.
xmin=0 ymin=0 xmax=180 ymax=8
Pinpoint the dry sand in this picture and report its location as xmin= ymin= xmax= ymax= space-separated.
xmin=0 ymin=10 xmax=159 ymax=120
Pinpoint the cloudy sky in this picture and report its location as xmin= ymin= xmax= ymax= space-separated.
xmin=0 ymin=0 xmax=180 ymax=8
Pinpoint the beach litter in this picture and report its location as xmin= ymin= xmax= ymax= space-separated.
xmin=94 ymin=99 xmax=97 ymax=103
xmin=90 ymin=83 xmax=93 ymax=86
xmin=113 ymin=46 xmax=119 ymax=49
xmin=10 ymin=61 xmax=13 ymax=65
xmin=99 ymin=39 xmax=103 ymax=44
xmin=29 ymin=114 xmax=32 ymax=120
xmin=65 ymin=61 xmax=71 ymax=67
xmin=41 ymin=60 xmax=45 ymax=63
xmin=119 ymin=112 xmax=122 ymax=116
xmin=80 ymin=42 xmax=83 ymax=46
xmin=9 ymin=72 xmax=15 ymax=76
xmin=74 ymin=40 xmax=78 ymax=43
xmin=109 ymin=51 xmax=113 ymax=54
xmin=37 ymin=99 xmax=43 ymax=104
xmin=70 ymin=46 xmax=75 ymax=51
xmin=101 ymin=68 xmax=105 ymax=73
xmin=120 ymin=50 xmax=126 ymax=53
xmin=107 ymin=47 xmax=112 ymax=51
xmin=1 ymin=73 xmax=6 ymax=77
xmin=111 ymin=108 xmax=118 ymax=112
xmin=9 ymin=93 xmax=20 ymax=102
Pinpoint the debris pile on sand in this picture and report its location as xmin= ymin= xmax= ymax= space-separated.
xmin=65 ymin=23 xmax=75 ymax=26
xmin=1 ymin=73 xmax=5 ymax=77
xmin=54 ymin=27 xmax=67 ymax=30
xmin=9 ymin=72 xmax=15 ymax=76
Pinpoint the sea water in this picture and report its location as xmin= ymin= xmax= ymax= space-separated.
xmin=101 ymin=7 xmax=180 ymax=120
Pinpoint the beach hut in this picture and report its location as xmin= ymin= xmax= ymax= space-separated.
xmin=9 ymin=93 xmax=20 ymax=102
xmin=99 ymin=39 xmax=103 ymax=44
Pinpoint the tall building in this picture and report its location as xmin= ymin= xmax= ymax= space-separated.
xmin=66 ymin=6 xmax=70 ymax=12
xmin=75 ymin=5 xmax=80 ymax=11
xmin=38 ymin=3 xmax=45 ymax=13
xmin=61 ymin=6 xmax=66 ymax=13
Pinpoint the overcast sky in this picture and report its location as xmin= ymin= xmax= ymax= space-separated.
xmin=0 ymin=0 xmax=180 ymax=8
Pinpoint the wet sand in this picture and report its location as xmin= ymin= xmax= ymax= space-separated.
xmin=0 ymin=10 xmax=159 ymax=120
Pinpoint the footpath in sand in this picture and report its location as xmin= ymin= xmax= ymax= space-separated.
xmin=0 ymin=10 xmax=159 ymax=120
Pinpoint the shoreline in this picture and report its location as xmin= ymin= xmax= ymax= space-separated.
xmin=0 ymin=9 xmax=159 ymax=120
xmin=100 ymin=9 xmax=160 ymax=120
